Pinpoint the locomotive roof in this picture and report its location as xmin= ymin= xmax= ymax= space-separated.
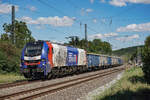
xmin=87 ymin=53 xmax=121 ymax=58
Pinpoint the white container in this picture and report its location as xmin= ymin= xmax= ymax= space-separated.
xmin=52 ymin=44 xmax=67 ymax=67
xmin=77 ymin=48 xmax=86 ymax=65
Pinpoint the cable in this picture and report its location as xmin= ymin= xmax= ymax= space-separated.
xmin=37 ymin=0 xmax=66 ymax=16
xmin=65 ymin=0 xmax=101 ymax=33
xmin=19 ymin=7 xmax=43 ymax=15
xmin=17 ymin=1 xmax=72 ymax=38
xmin=37 ymin=0 xmax=101 ymax=35
xmin=36 ymin=0 xmax=80 ymax=36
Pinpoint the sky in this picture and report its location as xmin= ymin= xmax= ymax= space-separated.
xmin=0 ymin=0 xmax=150 ymax=50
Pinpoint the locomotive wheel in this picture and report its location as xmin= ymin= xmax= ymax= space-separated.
xmin=58 ymin=67 xmax=63 ymax=77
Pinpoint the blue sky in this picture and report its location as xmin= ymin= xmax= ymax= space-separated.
xmin=0 ymin=0 xmax=150 ymax=50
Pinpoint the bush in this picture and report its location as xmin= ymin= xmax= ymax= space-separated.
xmin=0 ymin=41 xmax=21 ymax=73
xmin=141 ymin=46 xmax=150 ymax=83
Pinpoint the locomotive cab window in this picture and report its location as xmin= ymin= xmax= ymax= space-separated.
xmin=24 ymin=42 xmax=43 ymax=57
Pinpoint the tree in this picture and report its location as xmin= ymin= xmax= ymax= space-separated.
xmin=101 ymin=41 xmax=112 ymax=54
xmin=142 ymin=35 xmax=150 ymax=83
xmin=92 ymin=39 xmax=103 ymax=53
xmin=145 ymin=36 xmax=150 ymax=47
xmin=0 ymin=41 xmax=20 ymax=73
xmin=2 ymin=20 xmax=35 ymax=48
xmin=0 ymin=33 xmax=9 ymax=41
xmin=0 ymin=20 xmax=35 ymax=73
xmin=75 ymin=36 xmax=80 ymax=47
xmin=67 ymin=38 xmax=112 ymax=55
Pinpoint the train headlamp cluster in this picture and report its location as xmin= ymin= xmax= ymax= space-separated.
xmin=41 ymin=59 xmax=45 ymax=62
xmin=23 ymin=68 xmax=29 ymax=73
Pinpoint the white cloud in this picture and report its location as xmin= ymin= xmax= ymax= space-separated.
xmin=20 ymin=16 xmax=75 ymax=27
xmin=117 ymin=22 xmax=150 ymax=32
xmin=81 ymin=8 xmax=93 ymax=16
xmin=109 ymin=0 xmax=126 ymax=7
xmin=21 ymin=16 xmax=32 ymax=22
xmin=51 ymin=40 xmax=65 ymax=44
xmin=103 ymin=32 xmax=118 ymax=37
xmin=80 ymin=8 xmax=85 ymax=16
xmin=90 ymin=0 xmax=94 ymax=4
xmin=133 ymin=41 xmax=144 ymax=45
xmin=100 ymin=0 xmax=105 ymax=3
xmin=109 ymin=0 xmax=150 ymax=7
xmin=89 ymin=34 xmax=103 ymax=39
xmin=35 ymin=25 xmax=45 ymax=30
xmin=27 ymin=6 xmax=37 ymax=11
xmin=93 ymin=19 xmax=97 ymax=23
xmin=0 ymin=2 xmax=18 ymax=14
xmin=89 ymin=32 xmax=118 ymax=39
xmin=116 ymin=34 xmax=139 ymax=42
xmin=86 ymin=8 xmax=93 ymax=13
xmin=127 ymin=0 xmax=150 ymax=4
xmin=35 ymin=26 xmax=42 ymax=29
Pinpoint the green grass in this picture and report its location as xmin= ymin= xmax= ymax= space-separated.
xmin=95 ymin=67 xmax=150 ymax=100
xmin=0 ymin=73 xmax=26 ymax=84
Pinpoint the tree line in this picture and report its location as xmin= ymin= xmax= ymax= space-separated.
xmin=66 ymin=36 xmax=112 ymax=55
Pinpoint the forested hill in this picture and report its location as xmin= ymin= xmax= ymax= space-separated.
xmin=112 ymin=45 xmax=144 ymax=56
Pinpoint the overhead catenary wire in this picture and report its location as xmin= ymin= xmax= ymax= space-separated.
xmin=64 ymin=0 xmax=104 ymax=33
xmin=37 ymin=0 xmax=101 ymax=35
xmin=33 ymin=0 xmax=79 ymax=37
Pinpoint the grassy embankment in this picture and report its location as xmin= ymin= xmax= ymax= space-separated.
xmin=0 ymin=73 xmax=26 ymax=84
xmin=0 ymin=41 xmax=26 ymax=84
xmin=95 ymin=67 xmax=150 ymax=100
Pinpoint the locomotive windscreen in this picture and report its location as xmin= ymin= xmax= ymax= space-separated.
xmin=24 ymin=42 xmax=43 ymax=57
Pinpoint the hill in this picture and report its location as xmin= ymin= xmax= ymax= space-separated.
xmin=112 ymin=45 xmax=144 ymax=56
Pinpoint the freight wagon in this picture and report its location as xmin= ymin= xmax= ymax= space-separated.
xmin=87 ymin=53 xmax=122 ymax=69
xmin=21 ymin=41 xmax=123 ymax=79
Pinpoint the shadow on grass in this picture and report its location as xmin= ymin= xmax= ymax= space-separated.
xmin=128 ymin=75 xmax=146 ymax=84
xmin=99 ymin=88 xmax=150 ymax=100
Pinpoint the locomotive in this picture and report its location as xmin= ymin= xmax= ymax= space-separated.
xmin=20 ymin=40 xmax=123 ymax=79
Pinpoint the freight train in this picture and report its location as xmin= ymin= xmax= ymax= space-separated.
xmin=21 ymin=40 xmax=123 ymax=79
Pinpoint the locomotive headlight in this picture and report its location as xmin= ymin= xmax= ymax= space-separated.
xmin=41 ymin=59 xmax=45 ymax=62
xmin=37 ymin=68 xmax=43 ymax=72
xmin=42 ymin=63 xmax=45 ymax=66
xmin=23 ymin=68 xmax=29 ymax=73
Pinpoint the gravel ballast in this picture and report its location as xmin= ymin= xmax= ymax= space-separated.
xmin=79 ymin=72 xmax=124 ymax=100
xmin=35 ymin=68 xmax=124 ymax=100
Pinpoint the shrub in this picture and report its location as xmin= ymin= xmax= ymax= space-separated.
xmin=0 ymin=41 xmax=20 ymax=73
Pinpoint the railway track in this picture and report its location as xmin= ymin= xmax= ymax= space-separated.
xmin=0 ymin=80 xmax=41 ymax=90
xmin=0 ymin=67 xmax=124 ymax=100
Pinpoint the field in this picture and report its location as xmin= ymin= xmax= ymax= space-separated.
xmin=95 ymin=67 xmax=150 ymax=100
xmin=0 ymin=73 xmax=26 ymax=84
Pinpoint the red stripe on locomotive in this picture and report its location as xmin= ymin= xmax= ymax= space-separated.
xmin=46 ymin=42 xmax=53 ymax=68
